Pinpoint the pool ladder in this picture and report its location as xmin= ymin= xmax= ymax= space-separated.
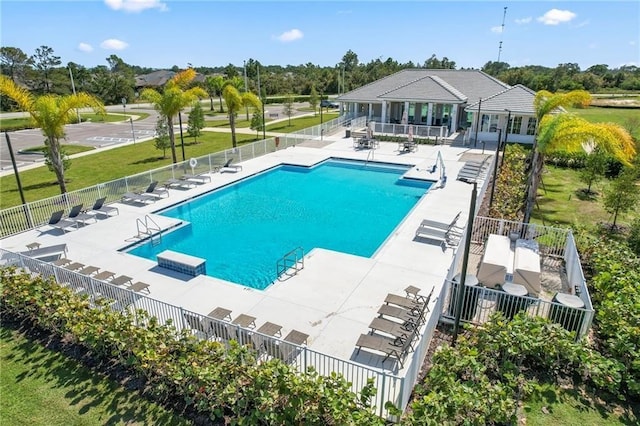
xmin=364 ymin=149 xmax=374 ymax=167
xmin=276 ymin=247 xmax=304 ymax=281
xmin=136 ymin=215 xmax=162 ymax=246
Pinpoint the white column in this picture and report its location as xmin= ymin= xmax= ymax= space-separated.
xmin=404 ymin=101 xmax=409 ymax=121
xmin=368 ymin=103 xmax=373 ymax=120
xmin=427 ymin=103 xmax=434 ymax=125
xmin=381 ymin=100 xmax=387 ymax=123
xmin=449 ymin=104 xmax=458 ymax=134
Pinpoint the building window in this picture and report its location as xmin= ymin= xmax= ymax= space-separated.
xmin=481 ymin=114 xmax=499 ymax=132
xmin=509 ymin=116 xmax=522 ymax=134
xmin=526 ymin=117 xmax=537 ymax=135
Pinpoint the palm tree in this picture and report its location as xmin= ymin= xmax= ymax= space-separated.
xmin=204 ymin=75 xmax=225 ymax=112
xmin=140 ymin=69 xmax=207 ymax=164
xmin=524 ymin=89 xmax=636 ymax=222
xmin=222 ymin=85 xmax=261 ymax=149
xmin=0 ymin=75 xmax=105 ymax=194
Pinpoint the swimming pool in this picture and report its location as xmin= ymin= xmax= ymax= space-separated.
xmin=128 ymin=159 xmax=432 ymax=289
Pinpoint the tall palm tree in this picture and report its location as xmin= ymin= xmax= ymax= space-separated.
xmin=524 ymin=89 xmax=636 ymax=222
xmin=0 ymin=75 xmax=105 ymax=194
xmin=140 ymin=69 xmax=207 ymax=164
xmin=204 ymin=75 xmax=225 ymax=112
xmin=222 ymin=85 xmax=261 ymax=149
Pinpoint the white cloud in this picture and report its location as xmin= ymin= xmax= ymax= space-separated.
xmin=78 ymin=42 xmax=93 ymax=52
xmin=515 ymin=17 xmax=532 ymax=24
xmin=575 ymin=20 xmax=590 ymax=28
xmin=588 ymin=43 xmax=598 ymax=49
xmin=275 ymin=29 xmax=303 ymax=42
xmin=100 ymin=39 xmax=129 ymax=50
xmin=104 ymin=0 xmax=167 ymax=13
xmin=490 ymin=26 xmax=503 ymax=34
xmin=537 ymin=9 xmax=576 ymax=25
xmin=630 ymin=40 xmax=637 ymax=46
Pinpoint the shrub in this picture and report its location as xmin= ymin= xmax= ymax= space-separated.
xmin=628 ymin=217 xmax=640 ymax=256
xmin=0 ymin=268 xmax=386 ymax=424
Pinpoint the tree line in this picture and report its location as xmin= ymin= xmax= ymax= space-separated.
xmin=2 ymin=45 xmax=639 ymax=112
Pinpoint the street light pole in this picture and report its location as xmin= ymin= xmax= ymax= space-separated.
xmin=452 ymin=181 xmax=477 ymax=345
xmin=178 ymin=111 xmax=186 ymax=162
xmin=129 ymin=117 xmax=136 ymax=144
xmin=257 ymin=64 xmax=266 ymax=140
xmin=68 ymin=66 xmax=81 ymax=123
xmin=243 ymin=60 xmax=249 ymax=121
xmin=473 ymin=98 xmax=482 ymax=147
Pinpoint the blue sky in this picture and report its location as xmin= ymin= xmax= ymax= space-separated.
xmin=2 ymin=1 xmax=638 ymax=70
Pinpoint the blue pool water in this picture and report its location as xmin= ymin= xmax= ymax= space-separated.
xmin=128 ymin=159 xmax=432 ymax=289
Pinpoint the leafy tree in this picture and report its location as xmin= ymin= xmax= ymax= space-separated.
xmin=282 ymin=94 xmax=295 ymax=126
xmin=154 ymin=115 xmax=171 ymax=158
xmin=222 ymin=85 xmax=261 ymax=148
xmin=30 ymin=45 xmax=61 ymax=93
xmin=187 ymin=102 xmax=205 ymax=142
xmin=0 ymin=75 xmax=105 ymax=193
xmin=0 ymin=46 xmax=31 ymax=82
xmin=250 ymin=111 xmax=264 ymax=138
xmin=579 ymin=146 xmax=607 ymax=194
xmin=224 ymin=63 xmax=238 ymax=79
xmin=309 ymin=86 xmax=319 ymax=116
xmin=140 ymin=69 xmax=207 ymax=163
xmin=524 ymin=90 xmax=636 ymax=223
xmin=603 ymin=170 xmax=640 ymax=227
xmin=628 ymin=217 xmax=640 ymax=256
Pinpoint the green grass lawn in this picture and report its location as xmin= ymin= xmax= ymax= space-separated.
xmin=0 ymin=132 xmax=259 ymax=209
xmin=523 ymin=383 xmax=637 ymax=425
xmin=0 ymin=326 xmax=190 ymax=426
xmin=569 ymin=106 xmax=640 ymax=139
xmin=531 ymin=165 xmax=633 ymax=228
xmin=265 ymin=113 xmax=339 ymax=132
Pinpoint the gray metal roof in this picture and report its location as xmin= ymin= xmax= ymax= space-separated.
xmin=337 ymin=69 xmax=510 ymax=104
xmin=465 ymin=84 xmax=536 ymax=115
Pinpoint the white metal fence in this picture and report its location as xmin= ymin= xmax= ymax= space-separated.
xmin=442 ymin=216 xmax=593 ymax=339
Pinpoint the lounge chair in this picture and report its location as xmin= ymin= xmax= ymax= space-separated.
xmin=377 ymin=304 xmax=425 ymax=327
xmin=164 ymin=178 xmax=196 ymax=190
xmin=368 ymin=317 xmax=416 ymax=345
xmin=414 ymin=225 xmax=460 ymax=247
xmin=18 ymin=243 xmax=68 ymax=261
xmin=219 ymin=158 xmax=242 ymax=173
xmin=384 ymin=293 xmax=423 ymax=310
xmin=355 ymin=332 xmax=412 ymax=368
xmin=67 ymin=204 xmax=98 ymax=226
xmin=51 ymin=258 xmax=73 ymax=267
xmin=89 ymin=197 xmax=119 ymax=217
xmin=141 ymin=181 xmax=169 ymax=198
xmin=416 ymin=212 xmax=463 ymax=236
xmin=110 ymin=275 xmax=133 ymax=286
xmin=41 ymin=210 xmax=79 ymax=233
xmin=181 ymin=172 xmax=212 ymax=183
xmin=121 ymin=191 xmax=157 ymax=204
xmin=129 ymin=281 xmax=150 ymax=294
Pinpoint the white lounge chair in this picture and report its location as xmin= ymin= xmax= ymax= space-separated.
xmin=121 ymin=192 xmax=157 ymax=204
xmin=19 ymin=243 xmax=68 ymax=261
xmin=219 ymin=158 xmax=242 ymax=173
xmin=416 ymin=212 xmax=463 ymax=235
xmin=67 ymin=204 xmax=98 ymax=226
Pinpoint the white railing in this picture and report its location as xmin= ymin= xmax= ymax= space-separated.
xmin=373 ymin=122 xmax=448 ymax=138
xmin=1 ymin=249 xmax=405 ymax=419
xmin=440 ymin=216 xmax=593 ymax=339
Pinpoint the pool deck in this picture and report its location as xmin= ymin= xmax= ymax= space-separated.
xmin=2 ymin=133 xmax=490 ymax=374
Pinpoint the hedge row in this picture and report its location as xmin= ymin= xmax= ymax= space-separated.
xmin=0 ymin=269 xmax=386 ymax=425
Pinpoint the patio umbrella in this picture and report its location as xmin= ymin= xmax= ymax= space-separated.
xmin=401 ymin=109 xmax=408 ymax=125
xmin=408 ymin=124 xmax=414 ymax=142
xmin=367 ymin=121 xmax=374 ymax=139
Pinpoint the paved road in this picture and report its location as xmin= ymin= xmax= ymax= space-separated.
xmin=0 ymin=102 xmax=319 ymax=173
